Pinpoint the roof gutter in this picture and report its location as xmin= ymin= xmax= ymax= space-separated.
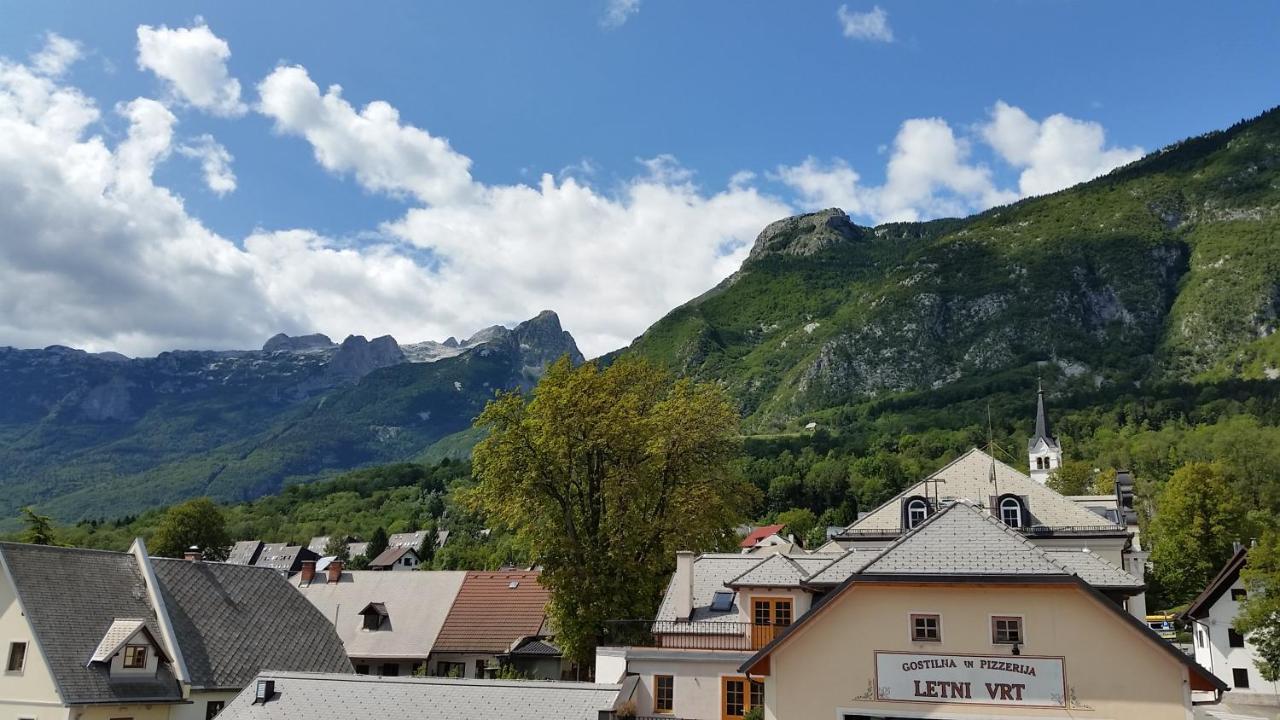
xmin=130 ymin=537 xmax=192 ymax=687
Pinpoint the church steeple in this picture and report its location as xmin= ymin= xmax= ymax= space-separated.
xmin=1028 ymin=380 xmax=1062 ymax=485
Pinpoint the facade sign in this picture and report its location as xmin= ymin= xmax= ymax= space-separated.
xmin=874 ymin=651 xmax=1067 ymax=708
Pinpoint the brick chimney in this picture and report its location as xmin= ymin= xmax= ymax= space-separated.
xmin=300 ymin=559 xmax=317 ymax=585
xmin=326 ymin=559 xmax=344 ymax=584
xmin=673 ymin=551 xmax=695 ymax=621
xmin=184 ymin=546 xmax=203 ymax=562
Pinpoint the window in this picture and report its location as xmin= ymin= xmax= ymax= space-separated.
xmin=654 ymin=675 xmax=674 ymax=714
xmin=1197 ymin=630 xmax=1205 ymax=648
xmin=122 ymin=645 xmax=148 ymax=669
xmin=362 ymin=613 xmax=384 ymax=631
xmin=205 ymin=701 xmax=225 ymax=719
xmin=381 ymin=663 xmax=399 ymax=676
xmin=355 ymin=664 xmax=370 ymax=675
xmin=709 ymin=590 xmax=734 ymax=613
xmin=992 ymin=616 xmax=1023 ymax=645
xmin=402 ymin=557 xmax=413 ymax=566
xmin=1229 ymin=628 xmax=1245 ymax=648
xmin=721 ymin=677 xmax=761 ymax=719
xmin=1233 ymin=668 xmax=1251 ymax=688
xmin=999 ymin=497 xmax=1024 ymax=528
xmin=436 ymin=661 xmax=465 ymax=678
xmin=751 ymin=598 xmax=793 ymax=649
xmin=1232 ymin=588 xmax=1248 ymax=601
xmin=6 ymin=642 xmax=26 ymax=673
xmin=906 ymin=499 xmax=929 ymax=529
xmin=911 ymin=614 xmax=941 ymax=642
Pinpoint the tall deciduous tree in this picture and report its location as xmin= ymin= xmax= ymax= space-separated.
xmin=150 ymin=498 xmax=231 ymax=560
xmin=468 ymin=356 xmax=755 ymax=662
xmin=20 ymin=507 xmax=58 ymax=546
xmin=323 ymin=535 xmax=351 ymax=561
xmin=1149 ymin=462 xmax=1253 ymax=604
xmin=1046 ymin=460 xmax=1094 ymax=495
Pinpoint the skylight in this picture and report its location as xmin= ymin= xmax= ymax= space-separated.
xmin=710 ymin=591 xmax=734 ymax=612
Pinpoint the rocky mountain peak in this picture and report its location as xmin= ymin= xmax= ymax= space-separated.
xmin=262 ymin=332 xmax=337 ymax=353
xmin=325 ymin=334 xmax=406 ymax=381
xmin=746 ymin=208 xmax=863 ymax=262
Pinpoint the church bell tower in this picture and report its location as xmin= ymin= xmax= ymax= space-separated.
xmin=1028 ymin=381 xmax=1062 ymax=484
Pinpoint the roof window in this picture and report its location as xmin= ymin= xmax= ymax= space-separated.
xmin=710 ymin=591 xmax=734 ymax=612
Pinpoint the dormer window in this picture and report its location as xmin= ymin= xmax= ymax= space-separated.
xmin=905 ymin=498 xmax=930 ymax=529
xmin=999 ymin=496 xmax=1025 ymax=528
xmin=123 ymin=645 xmax=148 ymax=669
xmin=359 ymin=602 xmax=389 ymax=631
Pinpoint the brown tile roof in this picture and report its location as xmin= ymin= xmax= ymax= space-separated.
xmin=432 ymin=571 xmax=551 ymax=653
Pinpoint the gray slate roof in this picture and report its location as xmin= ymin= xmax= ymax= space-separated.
xmin=727 ymin=553 xmax=839 ymax=587
xmin=151 ymin=557 xmax=353 ymax=690
xmin=0 ymin=543 xmax=183 ymax=704
xmin=800 ymin=548 xmax=884 ymax=586
xmin=1043 ymin=548 xmax=1144 ymax=589
xmin=216 ymin=672 xmax=623 ymax=720
xmin=654 ymin=554 xmax=760 ymax=623
xmin=858 ymin=501 xmax=1071 ymax=576
xmin=254 ymin=543 xmax=317 ymax=574
xmin=227 ymin=540 xmax=264 ymax=566
xmin=841 ymin=448 xmax=1123 ymax=534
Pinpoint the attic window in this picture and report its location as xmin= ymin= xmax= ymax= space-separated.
xmin=508 ymin=580 xmax=520 ymax=589
xmin=122 ymin=645 xmax=148 ymax=669
xmin=905 ymin=498 xmax=929 ymax=529
xmin=359 ymin=602 xmax=389 ymax=631
xmin=999 ymin=496 xmax=1025 ymax=528
xmin=710 ymin=591 xmax=734 ymax=613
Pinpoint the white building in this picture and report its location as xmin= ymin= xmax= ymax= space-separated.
xmin=1182 ymin=546 xmax=1280 ymax=704
xmin=1028 ymin=381 xmax=1062 ymax=484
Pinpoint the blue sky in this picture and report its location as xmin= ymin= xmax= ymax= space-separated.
xmin=0 ymin=1 xmax=1277 ymax=356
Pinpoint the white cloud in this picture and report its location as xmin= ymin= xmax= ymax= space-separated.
xmin=982 ymin=100 xmax=1143 ymax=197
xmin=837 ymin=5 xmax=894 ymax=42
xmin=177 ymin=134 xmax=236 ymax=195
xmin=602 ymin=0 xmax=641 ymax=29
xmin=31 ymin=33 xmax=82 ymax=77
xmin=773 ymin=157 xmax=869 ymax=216
xmin=258 ymin=66 xmax=476 ymax=206
xmin=136 ymin=21 xmax=246 ymax=117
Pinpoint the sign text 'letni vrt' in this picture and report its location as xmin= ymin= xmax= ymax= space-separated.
xmin=874 ymin=651 xmax=1067 ymax=708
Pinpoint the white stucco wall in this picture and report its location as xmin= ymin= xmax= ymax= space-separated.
xmin=613 ymin=649 xmax=751 ymax=720
xmin=1192 ymin=576 xmax=1280 ymax=704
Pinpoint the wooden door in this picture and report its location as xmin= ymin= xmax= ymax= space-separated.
xmin=750 ymin=597 xmax=793 ymax=649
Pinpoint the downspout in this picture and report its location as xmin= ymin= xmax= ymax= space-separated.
xmin=130 ymin=538 xmax=191 ymax=689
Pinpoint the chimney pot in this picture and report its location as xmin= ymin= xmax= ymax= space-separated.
xmin=326 ymin=559 xmax=344 ymax=583
xmin=184 ymin=546 xmax=203 ymax=562
xmin=300 ymin=559 xmax=317 ymax=585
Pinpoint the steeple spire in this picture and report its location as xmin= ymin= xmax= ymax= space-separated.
xmin=1034 ymin=379 xmax=1051 ymax=441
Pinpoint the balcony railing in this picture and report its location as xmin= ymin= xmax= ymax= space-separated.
xmin=602 ymin=620 xmax=786 ymax=651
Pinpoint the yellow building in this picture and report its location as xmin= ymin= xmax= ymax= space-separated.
xmin=740 ymin=502 xmax=1224 ymax=720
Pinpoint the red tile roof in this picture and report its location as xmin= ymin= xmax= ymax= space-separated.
xmin=739 ymin=524 xmax=785 ymax=548
xmin=432 ymin=571 xmax=551 ymax=653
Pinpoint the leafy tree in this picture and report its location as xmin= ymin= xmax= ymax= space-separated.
xmin=366 ymin=526 xmax=389 ymax=562
xmin=468 ymin=356 xmax=755 ymax=663
xmin=1089 ymin=467 xmax=1118 ymax=496
xmin=417 ymin=521 xmax=438 ymax=567
xmin=20 ymin=507 xmax=58 ymax=546
xmin=775 ymin=508 xmax=817 ymax=548
xmin=1149 ymin=462 xmax=1253 ymax=605
xmin=1238 ymin=531 xmax=1280 ymax=682
xmin=347 ymin=553 xmax=370 ymax=571
xmin=323 ymin=535 xmax=351 ymax=561
xmin=150 ymin=498 xmax=231 ymax=560
xmin=1046 ymin=460 xmax=1094 ymax=495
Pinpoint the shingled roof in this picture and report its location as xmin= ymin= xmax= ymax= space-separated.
xmin=216 ymin=672 xmax=623 ymax=720
xmin=433 ymin=571 xmax=550 ymax=654
xmin=0 ymin=543 xmax=183 ymax=705
xmin=839 ymin=448 xmax=1124 ymax=535
xmin=150 ymin=557 xmax=352 ymax=690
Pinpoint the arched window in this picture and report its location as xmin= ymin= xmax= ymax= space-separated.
xmin=1035 ymin=457 xmax=1045 ymax=470
xmin=1000 ymin=496 xmax=1024 ymax=528
xmin=906 ymin=498 xmax=929 ymax=529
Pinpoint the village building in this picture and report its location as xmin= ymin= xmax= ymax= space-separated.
xmin=738 ymin=502 xmax=1223 ymax=719
xmin=1181 ymin=545 xmax=1280 ymax=704
xmin=366 ymin=545 xmax=422 ymax=571
xmin=291 ymin=561 xmax=466 ymax=677
xmin=595 ymin=390 xmax=1163 ymax=719
xmin=213 ymin=671 xmax=635 ymax=720
xmin=431 ymin=570 xmax=568 ymax=680
xmin=0 ymin=540 xmax=350 ymax=720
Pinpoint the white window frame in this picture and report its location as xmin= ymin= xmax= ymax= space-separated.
xmin=906 ymin=499 xmax=929 ymax=528
xmin=999 ymin=497 xmax=1023 ymax=528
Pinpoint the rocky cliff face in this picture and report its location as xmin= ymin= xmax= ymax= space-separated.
xmin=746 ymin=208 xmax=865 ymax=261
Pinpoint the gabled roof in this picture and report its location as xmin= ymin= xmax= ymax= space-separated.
xmin=726 ymin=553 xmax=839 ymax=588
xmin=388 ymin=530 xmax=429 ymax=549
xmin=150 ymin=557 xmax=352 ymax=690
xmin=739 ymin=524 xmax=785 ymax=548
xmin=254 ymin=544 xmax=317 ymax=574
xmin=1043 ymin=548 xmax=1144 ymax=590
xmin=293 ymin=570 xmax=466 ymax=659
xmin=1181 ymin=546 xmax=1249 ymax=621
xmin=654 ymin=554 xmax=761 ymax=623
xmin=88 ymin=619 xmax=169 ymax=664
xmin=433 ymin=571 xmax=550 ymax=654
xmin=802 ymin=548 xmax=885 ymax=586
xmin=839 ymin=448 xmax=1123 ymax=535
xmin=227 ymin=540 xmax=264 ymax=566
xmin=734 ymin=505 xmax=1226 ymax=693
xmin=369 ymin=546 xmax=415 ymax=568
xmin=0 ymin=543 xmax=183 ymax=705
xmin=215 ymin=672 xmax=623 ymax=720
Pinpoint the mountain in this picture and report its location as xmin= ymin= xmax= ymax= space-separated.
xmin=0 ymin=311 xmax=582 ymax=524
xmin=623 ymin=108 xmax=1280 ymax=429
